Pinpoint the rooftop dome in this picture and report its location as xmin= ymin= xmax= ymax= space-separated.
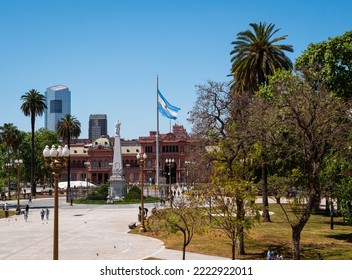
xmin=92 ymin=137 xmax=111 ymax=148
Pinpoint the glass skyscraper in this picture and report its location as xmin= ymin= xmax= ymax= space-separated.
xmin=89 ymin=114 xmax=108 ymax=140
xmin=44 ymin=85 xmax=71 ymax=131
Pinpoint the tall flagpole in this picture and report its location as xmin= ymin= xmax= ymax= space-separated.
xmin=156 ymin=75 xmax=160 ymax=193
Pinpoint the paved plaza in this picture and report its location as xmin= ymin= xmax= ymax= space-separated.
xmin=0 ymin=197 xmax=229 ymax=260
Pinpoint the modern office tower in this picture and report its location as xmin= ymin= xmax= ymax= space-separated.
xmin=89 ymin=114 xmax=108 ymax=140
xmin=44 ymin=85 xmax=71 ymax=131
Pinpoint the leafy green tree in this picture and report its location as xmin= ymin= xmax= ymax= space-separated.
xmin=147 ymin=196 xmax=205 ymax=260
xmin=56 ymin=114 xmax=81 ymax=201
xmin=20 ymin=89 xmax=47 ymax=196
xmin=295 ymin=30 xmax=352 ymax=99
xmin=255 ymin=69 xmax=352 ymax=259
xmin=230 ymin=22 xmax=293 ymax=222
xmin=337 ymin=178 xmax=352 ymax=224
xmin=35 ymin=129 xmax=60 ymax=185
xmin=0 ymin=123 xmax=22 ymax=199
xmin=206 ymin=152 xmax=260 ymax=259
xmin=189 ymin=81 xmax=259 ymax=255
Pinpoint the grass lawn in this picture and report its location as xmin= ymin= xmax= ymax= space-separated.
xmin=140 ymin=203 xmax=352 ymax=260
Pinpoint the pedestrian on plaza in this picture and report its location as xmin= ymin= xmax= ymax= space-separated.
xmin=25 ymin=204 xmax=29 ymax=212
xmin=40 ymin=209 xmax=45 ymax=221
xmin=45 ymin=208 xmax=50 ymax=220
xmin=24 ymin=210 xmax=28 ymax=222
xmin=4 ymin=203 xmax=9 ymax=218
xmin=144 ymin=207 xmax=148 ymax=218
xmin=277 ymin=251 xmax=283 ymax=260
xmin=28 ymin=193 xmax=32 ymax=203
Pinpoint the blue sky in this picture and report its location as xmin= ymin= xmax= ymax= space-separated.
xmin=1 ymin=0 xmax=351 ymax=140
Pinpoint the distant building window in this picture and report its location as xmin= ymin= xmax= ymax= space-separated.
xmin=162 ymin=145 xmax=179 ymax=153
xmin=50 ymin=100 xmax=62 ymax=113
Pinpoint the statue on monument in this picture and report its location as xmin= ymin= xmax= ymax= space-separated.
xmin=115 ymin=121 xmax=121 ymax=136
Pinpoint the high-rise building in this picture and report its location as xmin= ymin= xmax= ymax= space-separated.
xmin=89 ymin=114 xmax=108 ymax=140
xmin=44 ymin=85 xmax=71 ymax=131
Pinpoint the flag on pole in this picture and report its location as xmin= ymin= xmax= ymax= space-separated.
xmin=157 ymin=89 xmax=180 ymax=120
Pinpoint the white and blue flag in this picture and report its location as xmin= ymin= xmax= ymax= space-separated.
xmin=157 ymin=89 xmax=180 ymax=120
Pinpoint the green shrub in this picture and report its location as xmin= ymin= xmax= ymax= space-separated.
xmin=125 ymin=185 xmax=141 ymax=200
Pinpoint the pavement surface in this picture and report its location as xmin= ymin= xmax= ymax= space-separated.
xmin=0 ymin=197 xmax=229 ymax=260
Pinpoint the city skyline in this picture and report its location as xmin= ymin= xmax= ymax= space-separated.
xmin=1 ymin=0 xmax=351 ymax=140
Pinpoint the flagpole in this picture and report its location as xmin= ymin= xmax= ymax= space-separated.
xmin=156 ymin=75 xmax=160 ymax=194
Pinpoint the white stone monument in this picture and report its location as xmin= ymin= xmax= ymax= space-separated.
xmin=107 ymin=120 xmax=126 ymax=203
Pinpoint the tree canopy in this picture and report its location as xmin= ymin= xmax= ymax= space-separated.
xmin=295 ymin=30 xmax=352 ymax=99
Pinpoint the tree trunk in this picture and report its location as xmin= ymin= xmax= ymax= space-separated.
xmin=292 ymin=189 xmax=320 ymax=260
xmin=236 ymin=198 xmax=245 ymax=255
xmin=292 ymin=224 xmax=302 ymax=260
xmin=231 ymin=238 xmax=236 ymax=260
xmin=261 ymin=162 xmax=271 ymax=222
xmin=31 ymin=113 xmax=36 ymax=197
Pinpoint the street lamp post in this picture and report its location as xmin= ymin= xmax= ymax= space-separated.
xmin=166 ymin=158 xmax=174 ymax=208
xmin=136 ymin=152 xmax=147 ymax=232
xmin=43 ymin=144 xmax=70 ymax=260
xmin=5 ymin=161 xmax=13 ymax=200
xmin=15 ymin=159 xmax=23 ymax=214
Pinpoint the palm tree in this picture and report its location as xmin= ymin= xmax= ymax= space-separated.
xmin=230 ymin=22 xmax=293 ymax=94
xmin=230 ymin=22 xmax=293 ymax=222
xmin=56 ymin=114 xmax=81 ymax=202
xmin=20 ymin=89 xmax=47 ymax=196
xmin=0 ymin=123 xmax=22 ymax=156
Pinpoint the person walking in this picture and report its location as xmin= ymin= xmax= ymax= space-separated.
xmin=24 ymin=209 xmax=28 ymax=222
xmin=45 ymin=208 xmax=50 ymax=220
xmin=40 ymin=209 xmax=45 ymax=221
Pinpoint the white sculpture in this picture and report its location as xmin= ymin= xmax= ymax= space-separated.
xmin=115 ymin=121 xmax=121 ymax=136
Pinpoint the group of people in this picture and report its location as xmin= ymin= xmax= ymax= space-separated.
xmin=40 ymin=208 xmax=50 ymax=221
xmin=266 ymin=248 xmax=283 ymax=260
xmin=22 ymin=204 xmax=49 ymax=222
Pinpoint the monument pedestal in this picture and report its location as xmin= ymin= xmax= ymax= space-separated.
xmin=107 ymin=175 xmax=126 ymax=203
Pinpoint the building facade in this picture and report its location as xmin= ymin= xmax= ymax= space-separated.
xmin=44 ymin=85 xmax=71 ymax=131
xmin=88 ymin=114 xmax=108 ymax=140
xmin=64 ymin=125 xmax=191 ymax=187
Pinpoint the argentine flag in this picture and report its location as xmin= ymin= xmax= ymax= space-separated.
xmin=157 ymin=89 xmax=180 ymax=120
